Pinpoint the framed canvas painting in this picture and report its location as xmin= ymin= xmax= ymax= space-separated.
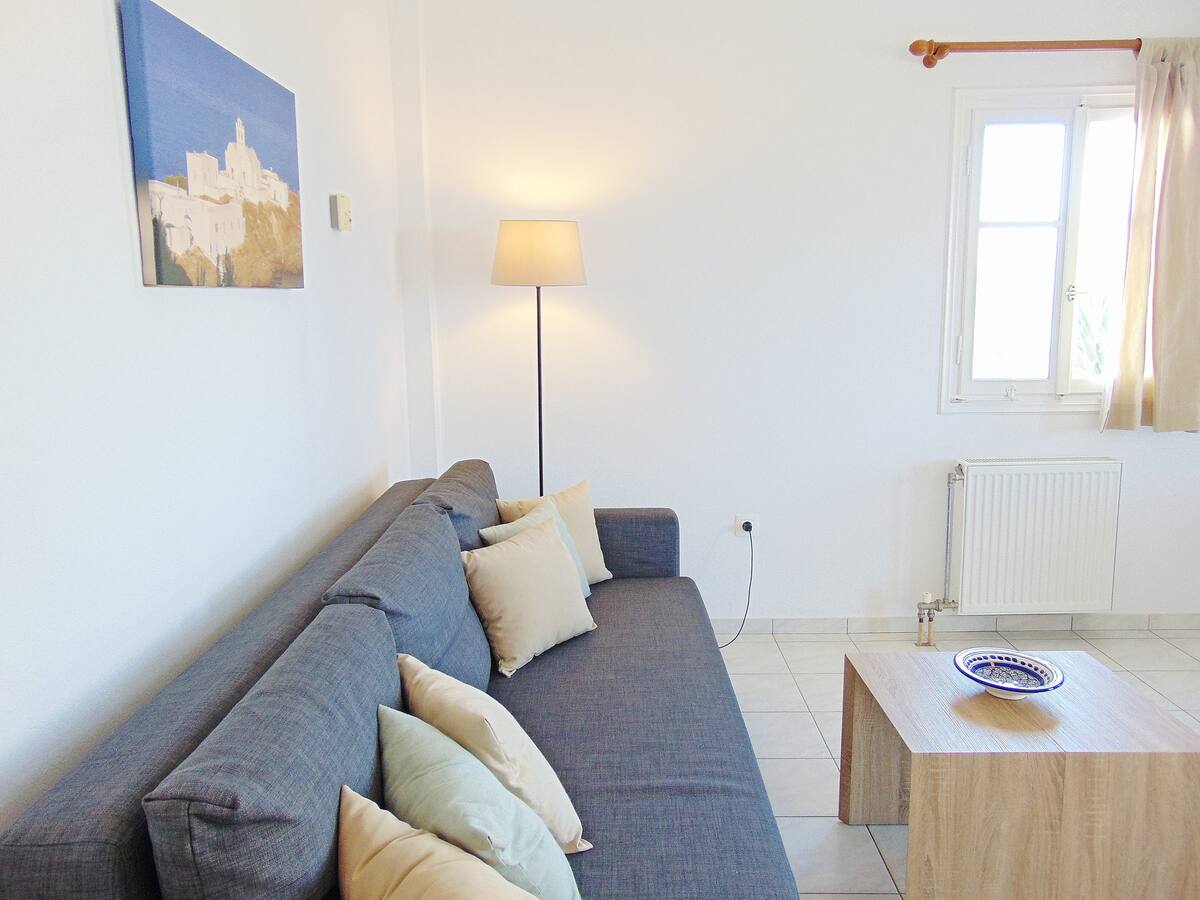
xmin=119 ymin=0 xmax=303 ymax=288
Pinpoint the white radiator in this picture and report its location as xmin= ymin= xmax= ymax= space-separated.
xmin=949 ymin=458 xmax=1122 ymax=615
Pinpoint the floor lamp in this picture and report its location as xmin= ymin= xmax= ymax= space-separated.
xmin=490 ymin=220 xmax=586 ymax=496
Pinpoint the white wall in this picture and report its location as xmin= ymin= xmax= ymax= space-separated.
xmin=0 ymin=0 xmax=428 ymax=827
xmin=417 ymin=1 xmax=1200 ymax=621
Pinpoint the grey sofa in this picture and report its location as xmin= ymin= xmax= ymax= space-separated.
xmin=0 ymin=461 xmax=797 ymax=899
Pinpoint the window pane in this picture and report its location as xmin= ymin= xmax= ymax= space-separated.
xmin=972 ymin=226 xmax=1058 ymax=380
xmin=1070 ymin=112 xmax=1135 ymax=381
xmin=978 ymin=123 xmax=1066 ymax=223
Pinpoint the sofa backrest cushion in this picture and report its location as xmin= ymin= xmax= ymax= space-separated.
xmin=142 ymin=605 xmax=400 ymax=900
xmin=414 ymin=459 xmax=501 ymax=550
xmin=0 ymin=478 xmax=432 ymax=900
xmin=323 ymin=503 xmax=492 ymax=690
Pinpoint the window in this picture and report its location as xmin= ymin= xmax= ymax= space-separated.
xmin=940 ymin=88 xmax=1135 ymax=412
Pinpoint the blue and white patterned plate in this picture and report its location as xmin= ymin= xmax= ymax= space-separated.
xmin=953 ymin=647 xmax=1065 ymax=700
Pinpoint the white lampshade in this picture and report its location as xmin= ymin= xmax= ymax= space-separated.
xmin=491 ymin=220 xmax=586 ymax=287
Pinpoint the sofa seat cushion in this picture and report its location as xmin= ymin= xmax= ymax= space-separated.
xmin=485 ymin=578 xmax=799 ymax=900
xmin=324 ymin=503 xmax=491 ymax=690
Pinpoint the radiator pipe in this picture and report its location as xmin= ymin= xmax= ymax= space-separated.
xmin=942 ymin=468 xmax=960 ymax=605
xmin=916 ymin=468 xmax=963 ymax=647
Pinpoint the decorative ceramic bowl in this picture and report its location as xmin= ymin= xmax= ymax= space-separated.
xmin=953 ymin=647 xmax=1065 ymax=700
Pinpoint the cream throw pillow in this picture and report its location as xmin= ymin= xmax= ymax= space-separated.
xmin=337 ymin=785 xmax=534 ymax=899
xmin=480 ymin=498 xmax=590 ymax=599
xmin=461 ymin=517 xmax=596 ymax=676
xmin=497 ymin=481 xmax=612 ymax=585
xmin=398 ymin=654 xmax=592 ymax=854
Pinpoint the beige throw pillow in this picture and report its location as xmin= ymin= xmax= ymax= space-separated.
xmin=497 ymin=481 xmax=612 ymax=585
xmin=461 ymin=518 xmax=596 ymax=676
xmin=337 ymin=785 xmax=534 ymax=899
xmin=397 ymin=654 xmax=592 ymax=854
xmin=480 ymin=498 xmax=591 ymax=599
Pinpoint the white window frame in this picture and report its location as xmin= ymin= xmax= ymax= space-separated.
xmin=939 ymin=87 xmax=1134 ymax=414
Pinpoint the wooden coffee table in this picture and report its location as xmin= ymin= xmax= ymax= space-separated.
xmin=839 ymin=650 xmax=1200 ymax=899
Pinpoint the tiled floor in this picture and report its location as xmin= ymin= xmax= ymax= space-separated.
xmin=718 ymin=626 xmax=1200 ymax=898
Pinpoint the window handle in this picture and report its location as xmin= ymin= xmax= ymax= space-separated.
xmin=1066 ymin=283 xmax=1088 ymax=303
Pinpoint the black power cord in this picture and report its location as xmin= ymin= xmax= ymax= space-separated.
xmin=718 ymin=521 xmax=754 ymax=649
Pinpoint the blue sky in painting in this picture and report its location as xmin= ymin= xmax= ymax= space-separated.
xmin=122 ymin=0 xmax=300 ymax=190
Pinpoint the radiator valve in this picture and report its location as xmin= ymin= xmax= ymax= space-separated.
xmin=916 ymin=591 xmax=958 ymax=647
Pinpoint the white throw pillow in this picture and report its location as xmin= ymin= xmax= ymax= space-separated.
xmin=461 ymin=517 xmax=596 ymax=676
xmin=480 ymin=498 xmax=590 ymax=598
xmin=497 ymin=481 xmax=612 ymax=585
xmin=398 ymin=654 xmax=592 ymax=854
xmin=337 ymin=785 xmax=535 ymax=899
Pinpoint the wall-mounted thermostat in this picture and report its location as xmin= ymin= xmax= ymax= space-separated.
xmin=330 ymin=193 xmax=352 ymax=231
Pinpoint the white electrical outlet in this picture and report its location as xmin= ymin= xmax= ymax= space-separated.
xmin=735 ymin=514 xmax=758 ymax=533
xmin=329 ymin=193 xmax=352 ymax=231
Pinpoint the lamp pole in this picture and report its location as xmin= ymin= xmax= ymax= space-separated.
xmin=536 ymin=284 xmax=544 ymax=497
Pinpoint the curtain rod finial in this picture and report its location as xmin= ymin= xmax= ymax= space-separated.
xmin=909 ymin=39 xmax=944 ymax=67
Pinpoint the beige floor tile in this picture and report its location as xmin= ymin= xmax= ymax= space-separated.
xmin=731 ymin=674 xmax=808 ymax=712
xmin=1153 ymin=629 xmax=1200 ymax=640
xmin=793 ymin=674 xmax=844 ymax=712
xmin=1074 ymin=629 xmax=1156 ymax=639
xmin=998 ymin=630 xmax=1076 ymax=641
xmin=774 ymin=618 xmax=848 ymax=634
xmin=933 ymin=636 xmax=1014 ymax=653
xmin=1007 ymin=635 xmax=1093 ymax=650
xmin=776 ymin=817 xmax=897 ymax=895
xmin=1134 ymin=671 xmax=1200 ymax=710
xmin=1075 ymin=614 xmax=1147 ymax=628
xmin=851 ymin=632 xmax=921 ymax=642
xmin=1160 ymin=637 xmax=1200 ymax=661
xmin=710 ymin=617 xmax=772 ymax=633
xmin=1085 ymin=637 xmax=1200 ymax=671
xmin=743 ymin=712 xmax=830 ymax=758
xmin=1075 ymin=647 xmax=1125 ymax=671
xmin=812 ymin=711 xmax=843 ymax=758
xmin=1167 ymin=710 xmax=1200 ymax=734
xmin=1005 ymin=636 xmax=1123 ymax=670
xmin=714 ymin=632 xmax=776 ymax=643
xmin=1115 ymin=672 xmax=1179 ymax=710
xmin=1150 ymin=614 xmax=1200 ymax=630
xmin=868 ymin=824 xmax=908 ymax=893
xmin=852 ymin=641 xmax=937 ymax=655
xmin=1072 ymin=613 xmax=1150 ymax=631
xmin=774 ymin=631 xmax=857 ymax=642
xmin=848 ymin=617 xmax=921 ymax=634
xmin=760 ymin=758 xmax=840 ymax=815
xmin=780 ymin=641 xmax=857 ymax=674
xmin=933 ymin=631 xmax=1008 ymax=642
xmin=721 ymin=639 xmax=790 ymax=674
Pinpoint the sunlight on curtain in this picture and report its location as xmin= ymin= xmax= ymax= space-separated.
xmin=1103 ymin=38 xmax=1200 ymax=432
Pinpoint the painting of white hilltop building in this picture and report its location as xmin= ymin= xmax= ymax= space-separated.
xmin=121 ymin=0 xmax=303 ymax=288
xmin=148 ymin=118 xmax=289 ymax=265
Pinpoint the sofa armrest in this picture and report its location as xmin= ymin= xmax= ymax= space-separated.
xmin=594 ymin=508 xmax=680 ymax=579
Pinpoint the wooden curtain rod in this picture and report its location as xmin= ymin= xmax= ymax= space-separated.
xmin=909 ymin=38 xmax=1142 ymax=69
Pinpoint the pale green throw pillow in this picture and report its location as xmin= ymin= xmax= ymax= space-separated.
xmin=479 ymin=498 xmax=591 ymax=599
xmin=377 ymin=705 xmax=581 ymax=900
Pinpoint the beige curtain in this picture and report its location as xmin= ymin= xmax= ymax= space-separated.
xmin=1103 ymin=38 xmax=1200 ymax=432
